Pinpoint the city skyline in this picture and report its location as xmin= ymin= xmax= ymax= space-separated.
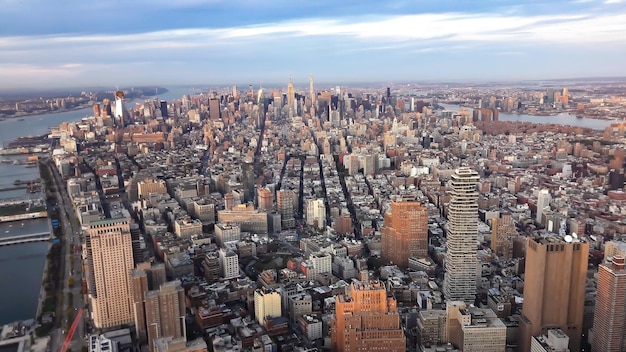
xmin=1 ymin=0 xmax=626 ymax=89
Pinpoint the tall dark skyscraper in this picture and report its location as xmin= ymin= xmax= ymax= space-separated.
xmin=160 ymin=100 xmax=168 ymax=118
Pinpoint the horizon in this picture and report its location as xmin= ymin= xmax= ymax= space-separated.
xmin=1 ymin=0 xmax=626 ymax=89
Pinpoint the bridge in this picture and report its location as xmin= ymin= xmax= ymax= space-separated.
xmin=0 ymin=232 xmax=52 ymax=246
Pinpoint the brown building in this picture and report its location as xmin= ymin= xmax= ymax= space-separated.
xmin=491 ymin=213 xmax=518 ymax=260
xmin=131 ymin=262 xmax=167 ymax=344
xmin=85 ymin=218 xmax=135 ymax=329
xmin=331 ymin=281 xmax=406 ymax=352
xmin=381 ymin=201 xmax=428 ymax=268
xmin=592 ymin=256 xmax=626 ymax=352
xmin=519 ymin=236 xmax=589 ymax=352
xmin=209 ymin=99 xmax=220 ymax=120
xmin=144 ymin=281 xmax=186 ymax=351
xmin=257 ymin=186 xmax=273 ymax=212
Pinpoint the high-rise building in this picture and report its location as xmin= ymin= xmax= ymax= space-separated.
xmin=536 ymin=189 xmax=551 ymax=224
xmin=218 ymin=248 xmax=239 ymax=279
xmin=209 ymin=99 xmax=220 ymax=120
xmin=257 ymin=187 xmax=273 ymax=212
xmin=144 ymin=280 xmax=186 ymax=352
xmin=519 ymin=235 xmax=589 ymax=352
xmin=276 ymin=189 xmax=295 ymax=229
xmin=305 ymin=198 xmax=326 ymax=230
xmin=309 ymin=74 xmax=315 ymax=109
xmin=93 ymin=103 xmax=101 ymax=117
xmin=381 ymin=201 xmax=428 ymax=268
xmin=254 ymin=288 xmax=281 ymax=326
xmin=331 ymin=281 xmax=406 ymax=352
xmin=592 ymin=256 xmax=626 ymax=352
xmin=444 ymin=167 xmax=480 ymax=305
xmin=85 ymin=218 xmax=135 ymax=329
xmin=287 ymin=78 xmax=295 ymax=113
xmin=491 ymin=213 xmax=518 ymax=260
xmin=160 ymin=100 xmax=169 ymax=118
xmin=131 ymin=262 xmax=168 ymax=345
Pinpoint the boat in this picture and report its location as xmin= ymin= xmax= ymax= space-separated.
xmin=18 ymin=118 xmax=24 ymax=121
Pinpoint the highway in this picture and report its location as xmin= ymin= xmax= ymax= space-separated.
xmin=44 ymin=159 xmax=86 ymax=352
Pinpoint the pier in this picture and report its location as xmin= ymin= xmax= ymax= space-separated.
xmin=0 ymin=232 xmax=52 ymax=246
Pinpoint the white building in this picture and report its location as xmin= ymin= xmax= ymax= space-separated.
xmin=310 ymin=252 xmax=332 ymax=275
xmin=218 ymin=248 xmax=239 ymax=279
xmin=254 ymin=288 xmax=281 ymax=326
xmin=215 ymin=223 xmax=241 ymax=247
xmin=536 ymin=189 xmax=551 ymax=224
xmin=306 ymin=198 xmax=326 ymax=230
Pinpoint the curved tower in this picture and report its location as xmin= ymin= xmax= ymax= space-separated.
xmin=443 ymin=167 xmax=479 ymax=305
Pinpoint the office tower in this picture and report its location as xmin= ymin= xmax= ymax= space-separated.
xmin=232 ymin=85 xmax=238 ymax=100
xmin=546 ymin=88 xmax=555 ymax=104
xmin=386 ymin=87 xmax=391 ymax=99
xmin=536 ymin=189 xmax=551 ymax=223
xmin=85 ymin=218 xmax=135 ymax=329
xmin=160 ymin=100 xmax=169 ymax=118
xmin=346 ymin=154 xmax=360 ymax=176
xmin=276 ymin=189 xmax=296 ymax=229
xmin=287 ymin=78 xmax=295 ymax=112
xmin=381 ymin=201 xmax=428 ymax=268
xmin=144 ymin=280 xmax=186 ymax=352
xmin=114 ymin=90 xmax=125 ymax=118
xmin=363 ymin=154 xmax=376 ymax=175
xmin=93 ymin=103 xmax=101 ymax=117
xmin=133 ymin=262 xmax=179 ymax=346
xmin=309 ymin=74 xmax=315 ymax=108
xmin=331 ymin=281 xmax=406 ymax=352
xmin=491 ymin=213 xmax=518 ymax=259
xmin=254 ymin=288 xmax=281 ymax=326
xmin=209 ymin=98 xmax=220 ymax=120
xmin=444 ymin=167 xmax=480 ymax=305
xmin=492 ymin=108 xmax=499 ymax=121
xmin=102 ymin=98 xmax=112 ymax=118
xmin=305 ymin=198 xmax=326 ymax=230
xmin=257 ymin=187 xmax=273 ymax=212
xmin=592 ymin=256 xmax=626 ymax=352
xmin=519 ymin=235 xmax=589 ymax=352
xmin=218 ymin=248 xmax=239 ymax=279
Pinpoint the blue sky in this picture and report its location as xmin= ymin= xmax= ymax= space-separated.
xmin=0 ymin=0 xmax=625 ymax=89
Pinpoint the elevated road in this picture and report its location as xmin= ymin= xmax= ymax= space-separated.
xmin=0 ymin=232 xmax=52 ymax=246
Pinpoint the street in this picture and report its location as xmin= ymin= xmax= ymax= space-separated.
xmin=45 ymin=159 xmax=86 ymax=352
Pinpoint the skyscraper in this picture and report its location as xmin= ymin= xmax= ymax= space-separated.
xmin=277 ymin=189 xmax=295 ymax=229
xmin=519 ymin=235 xmax=589 ymax=352
xmin=309 ymin=74 xmax=315 ymax=108
xmin=592 ymin=256 xmax=626 ymax=352
xmin=287 ymin=77 xmax=295 ymax=113
xmin=144 ymin=280 xmax=186 ymax=352
xmin=444 ymin=167 xmax=480 ymax=305
xmin=85 ymin=218 xmax=135 ymax=329
xmin=536 ymin=189 xmax=551 ymax=224
xmin=331 ymin=281 xmax=406 ymax=352
xmin=381 ymin=201 xmax=428 ymax=268
xmin=257 ymin=186 xmax=273 ymax=212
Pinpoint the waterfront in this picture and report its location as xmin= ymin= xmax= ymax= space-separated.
xmin=438 ymin=103 xmax=617 ymax=130
xmin=0 ymin=219 xmax=49 ymax=325
xmin=0 ymin=86 xmax=195 ymax=326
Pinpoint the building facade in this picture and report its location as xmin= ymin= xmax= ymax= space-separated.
xmin=381 ymin=201 xmax=428 ymax=268
xmin=592 ymin=256 xmax=626 ymax=352
xmin=444 ymin=167 xmax=480 ymax=304
xmin=331 ymin=281 xmax=406 ymax=352
xmin=85 ymin=218 xmax=135 ymax=329
xmin=519 ymin=236 xmax=589 ymax=352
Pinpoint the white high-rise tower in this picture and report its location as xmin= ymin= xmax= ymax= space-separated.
xmin=444 ymin=167 xmax=480 ymax=305
xmin=536 ymin=189 xmax=551 ymax=224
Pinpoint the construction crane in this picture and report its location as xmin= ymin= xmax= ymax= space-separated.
xmin=61 ymin=307 xmax=84 ymax=352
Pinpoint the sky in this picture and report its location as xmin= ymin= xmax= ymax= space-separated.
xmin=1 ymin=0 xmax=626 ymax=89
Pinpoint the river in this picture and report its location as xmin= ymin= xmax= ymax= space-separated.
xmin=0 ymin=86 xmax=195 ymax=325
xmin=437 ymin=103 xmax=616 ymax=130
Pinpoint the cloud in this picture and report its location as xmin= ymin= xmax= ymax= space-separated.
xmin=0 ymin=9 xmax=625 ymax=87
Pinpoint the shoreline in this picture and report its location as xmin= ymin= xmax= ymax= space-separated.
xmin=0 ymin=91 xmax=169 ymax=121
